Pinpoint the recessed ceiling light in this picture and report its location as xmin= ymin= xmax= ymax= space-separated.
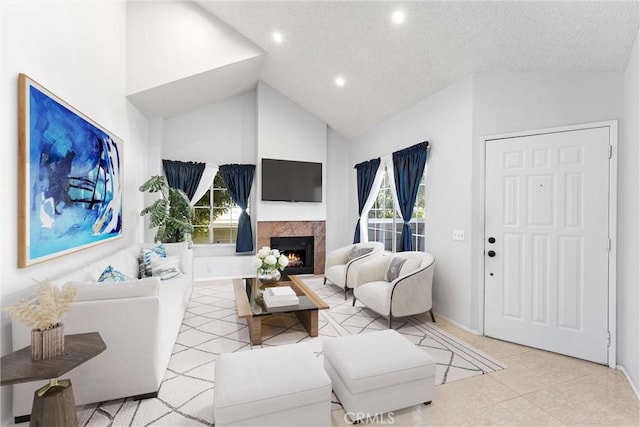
xmin=335 ymin=76 xmax=346 ymax=87
xmin=272 ymin=31 xmax=284 ymax=43
xmin=391 ymin=10 xmax=405 ymax=24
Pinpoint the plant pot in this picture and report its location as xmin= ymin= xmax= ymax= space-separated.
xmin=31 ymin=323 xmax=64 ymax=361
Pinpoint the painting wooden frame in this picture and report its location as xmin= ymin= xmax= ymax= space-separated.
xmin=18 ymin=74 xmax=123 ymax=267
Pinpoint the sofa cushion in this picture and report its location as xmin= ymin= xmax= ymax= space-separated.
xmin=97 ymin=266 xmax=133 ymax=282
xmin=161 ymin=242 xmax=192 ymax=274
xmin=50 ymin=269 xmax=95 ymax=287
xmin=68 ymin=277 xmax=160 ymax=302
xmin=399 ymin=258 xmax=422 ymax=277
xmin=385 ymin=257 xmax=407 ymax=282
xmin=84 ymin=248 xmax=140 ymax=281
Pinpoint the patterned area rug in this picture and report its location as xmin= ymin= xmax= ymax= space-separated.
xmin=78 ymin=275 xmax=505 ymax=426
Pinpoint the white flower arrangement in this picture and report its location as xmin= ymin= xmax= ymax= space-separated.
xmin=252 ymin=246 xmax=289 ymax=273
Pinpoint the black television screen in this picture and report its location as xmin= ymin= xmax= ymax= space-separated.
xmin=261 ymin=158 xmax=322 ymax=202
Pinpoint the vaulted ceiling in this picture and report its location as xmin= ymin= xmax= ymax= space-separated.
xmin=140 ymin=1 xmax=640 ymax=139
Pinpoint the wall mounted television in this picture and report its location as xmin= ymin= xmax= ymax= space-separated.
xmin=261 ymin=158 xmax=323 ymax=202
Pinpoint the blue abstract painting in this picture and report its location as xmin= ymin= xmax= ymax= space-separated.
xmin=19 ymin=74 xmax=123 ymax=267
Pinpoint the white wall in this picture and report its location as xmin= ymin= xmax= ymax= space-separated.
xmin=349 ymin=77 xmax=474 ymax=327
xmin=126 ymin=1 xmax=262 ymax=95
xmin=162 ymin=90 xmax=257 ymax=164
xmin=256 ymin=82 xmax=327 ymax=222
xmin=326 ymin=128 xmax=351 ymax=251
xmin=620 ymin=29 xmax=639 ymax=395
xmin=143 ymin=117 xmax=165 ymax=243
xmin=0 ymin=2 xmax=149 ymax=424
xmin=470 ymin=72 xmax=625 ymax=332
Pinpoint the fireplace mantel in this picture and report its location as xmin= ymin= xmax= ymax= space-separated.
xmin=257 ymin=221 xmax=325 ymax=274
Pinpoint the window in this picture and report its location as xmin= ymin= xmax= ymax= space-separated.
xmin=192 ymin=172 xmax=242 ymax=244
xmin=367 ymin=166 xmax=426 ymax=252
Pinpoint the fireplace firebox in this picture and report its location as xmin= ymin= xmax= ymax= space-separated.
xmin=270 ymin=236 xmax=314 ymax=276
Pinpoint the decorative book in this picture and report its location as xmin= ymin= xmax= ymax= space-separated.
xmin=265 ymin=286 xmax=297 ymax=298
xmin=264 ymin=286 xmax=299 ymax=308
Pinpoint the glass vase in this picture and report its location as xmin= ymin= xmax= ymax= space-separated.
xmin=257 ymin=269 xmax=281 ymax=284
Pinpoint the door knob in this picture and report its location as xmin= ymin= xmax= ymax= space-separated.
xmin=487 ymin=250 xmax=496 ymax=257
xmin=488 ymin=237 xmax=496 ymax=244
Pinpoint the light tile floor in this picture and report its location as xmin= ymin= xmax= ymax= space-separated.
xmin=329 ymin=318 xmax=639 ymax=426
xmin=8 ymin=304 xmax=638 ymax=426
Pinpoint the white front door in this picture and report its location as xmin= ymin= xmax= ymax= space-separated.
xmin=484 ymin=126 xmax=611 ymax=364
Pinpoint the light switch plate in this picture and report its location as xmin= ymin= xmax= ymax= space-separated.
xmin=452 ymin=230 xmax=465 ymax=241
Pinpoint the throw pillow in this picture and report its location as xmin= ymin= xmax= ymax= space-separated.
xmin=399 ymin=258 xmax=422 ymax=277
xmin=138 ymin=244 xmax=167 ymax=278
xmin=97 ymin=265 xmax=132 ymax=283
xmin=347 ymin=246 xmax=373 ymax=262
xmin=385 ymin=257 xmax=407 ymax=282
xmin=151 ymin=256 xmax=182 ymax=280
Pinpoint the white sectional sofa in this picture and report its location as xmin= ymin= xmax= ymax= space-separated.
xmin=11 ymin=242 xmax=194 ymax=422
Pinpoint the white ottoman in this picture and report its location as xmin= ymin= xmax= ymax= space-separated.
xmin=214 ymin=343 xmax=331 ymax=426
xmin=323 ymin=329 xmax=436 ymax=423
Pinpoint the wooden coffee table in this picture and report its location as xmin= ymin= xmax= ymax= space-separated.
xmin=232 ymin=275 xmax=329 ymax=345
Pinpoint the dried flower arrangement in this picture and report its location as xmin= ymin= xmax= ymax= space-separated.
xmin=4 ymin=281 xmax=77 ymax=331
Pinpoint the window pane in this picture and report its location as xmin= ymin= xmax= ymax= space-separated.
xmin=392 ymin=217 xmax=398 ymax=252
xmin=192 ymin=171 xmax=244 ymax=245
xmin=382 ymin=218 xmax=393 ymax=251
xmin=194 ymin=190 xmax=210 ymax=207
xmin=212 ymin=227 xmax=229 ymax=243
xmin=366 ymin=165 xmax=427 ymax=253
xmin=193 ymin=207 xmax=210 ymax=226
xmin=192 ymin=226 xmax=210 ymax=244
xmin=414 ymin=220 xmax=425 ymax=251
xmin=367 ymin=169 xmax=395 ymax=251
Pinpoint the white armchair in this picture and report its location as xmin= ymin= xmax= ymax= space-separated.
xmin=353 ymin=251 xmax=435 ymax=328
xmin=324 ymin=242 xmax=384 ymax=299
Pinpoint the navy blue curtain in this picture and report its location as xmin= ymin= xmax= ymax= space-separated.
xmin=162 ymin=160 xmax=205 ymax=200
xmin=392 ymin=142 xmax=428 ymax=252
xmin=353 ymin=158 xmax=381 ymax=243
xmin=219 ymin=164 xmax=255 ymax=253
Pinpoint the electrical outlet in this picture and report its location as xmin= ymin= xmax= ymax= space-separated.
xmin=452 ymin=230 xmax=465 ymax=241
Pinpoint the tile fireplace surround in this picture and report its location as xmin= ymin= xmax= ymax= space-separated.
xmin=257 ymin=221 xmax=326 ymax=274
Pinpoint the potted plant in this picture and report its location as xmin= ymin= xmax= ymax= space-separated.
xmin=4 ymin=282 xmax=77 ymax=360
xmin=139 ymin=175 xmax=194 ymax=243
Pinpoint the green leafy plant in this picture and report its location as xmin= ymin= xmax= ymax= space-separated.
xmin=139 ymin=175 xmax=194 ymax=243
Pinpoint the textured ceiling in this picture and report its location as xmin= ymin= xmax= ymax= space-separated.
xmin=196 ymin=1 xmax=639 ymax=139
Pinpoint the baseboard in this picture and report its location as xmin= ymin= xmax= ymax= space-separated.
xmin=132 ymin=391 xmax=159 ymax=400
xmin=433 ymin=312 xmax=481 ymax=335
xmin=14 ymin=414 xmax=30 ymax=424
xmin=617 ymin=364 xmax=640 ymax=400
